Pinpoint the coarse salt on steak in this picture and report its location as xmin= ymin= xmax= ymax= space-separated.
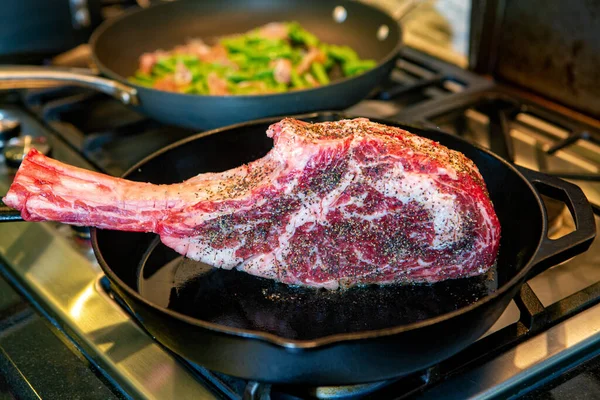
xmin=3 ymin=118 xmax=501 ymax=289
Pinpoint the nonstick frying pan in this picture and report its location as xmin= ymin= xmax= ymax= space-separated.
xmin=0 ymin=0 xmax=403 ymax=130
xmin=0 ymin=113 xmax=595 ymax=385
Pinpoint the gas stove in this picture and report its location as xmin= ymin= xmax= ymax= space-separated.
xmin=0 ymin=44 xmax=599 ymax=399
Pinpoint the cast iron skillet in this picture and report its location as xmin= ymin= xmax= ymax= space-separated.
xmin=0 ymin=0 xmax=402 ymax=130
xmin=80 ymin=113 xmax=594 ymax=385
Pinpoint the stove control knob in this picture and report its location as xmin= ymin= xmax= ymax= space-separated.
xmin=3 ymin=136 xmax=52 ymax=170
xmin=0 ymin=119 xmax=20 ymax=148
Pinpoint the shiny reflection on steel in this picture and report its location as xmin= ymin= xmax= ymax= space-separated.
xmin=69 ymin=282 xmax=95 ymax=319
xmin=311 ymin=379 xmax=396 ymax=399
xmin=0 ymin=67 xmax=139 ymax=106
xmin=69 ymin=0 xmax=91 ymax=29
xmin=244 ymin=381 xmax=271 ymax=399
xmin=332 ymin=6 xmax=347 ymax=23
xmin=377 ymin=24 xmax=390 ymax=41
xmin=442 ymin=80 xmax=465 ymax=93
xmin=479 ymin=300 xmax=520 ymax=339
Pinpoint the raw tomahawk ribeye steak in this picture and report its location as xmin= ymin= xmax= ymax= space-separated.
xmin=3 ymin=118 xmax=501 ymax=289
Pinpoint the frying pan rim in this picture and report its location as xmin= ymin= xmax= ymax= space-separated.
xmin=88 ymin=0 xmax=404 ymax=100
xmin=90 ymin=111 xmax=548 ymax=350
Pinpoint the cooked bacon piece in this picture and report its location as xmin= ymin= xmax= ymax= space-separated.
xmin=303 ymin=73 xmax=318 ymax=87
xmin=272 ymin=58 xmax=292 ymax=84
xmin=153 ymin=76 xmax=178 ymax=92
xmin=186 ymin=39 xmax=211 ymax=58
xmin=138 ymin=50 xmax=169 ymax=74
xmin=296 ymin=47 xmax=326 ymax=74
xmin=206 ymin=72 xmax=229 ymax=95
xmin=173 ymin=61 xmax=193 ymax=86
xmin=256 ymin=22 xmax=289 ymax=40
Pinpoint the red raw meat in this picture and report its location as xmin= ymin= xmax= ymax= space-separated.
xmin=3 ymin=118 xmax=501 ymax=289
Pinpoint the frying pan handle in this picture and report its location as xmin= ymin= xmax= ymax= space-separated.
xmin=517 ymin=166 xmax=596 ymax=278
xmin=0 ymin=199 xmax=23 ymax=222
xmin=0 ymin=66 xmax=139 ymax=106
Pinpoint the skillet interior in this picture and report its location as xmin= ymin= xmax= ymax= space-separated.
xmin=137 ymin=238 xmax=499 ymax=340
xmin=94 ymin=113 xmax=544 ymax=343
xmin=92 ymin=0 xmax=401 ymax=83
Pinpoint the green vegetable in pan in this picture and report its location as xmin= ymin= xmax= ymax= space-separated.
xmin=129 ymin=22 xmax=376 ymax=95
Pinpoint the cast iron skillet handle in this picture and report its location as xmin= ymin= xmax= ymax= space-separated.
xmin=0 ymin=199 xmax=22 ymax=222
xmin=0 ymin=66 xmax=139 ymax=106
xmin=517 ymin=165 xmax=596 ymax=279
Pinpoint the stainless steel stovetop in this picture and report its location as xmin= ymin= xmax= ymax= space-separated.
xmin=0 ymin=47 xmax=599 ymax=399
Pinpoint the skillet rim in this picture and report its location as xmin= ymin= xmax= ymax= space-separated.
xmin=91 ymin=111 xmax=550 ymax=349
xmin=88 ymin=0 xmax=404 ymax=100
